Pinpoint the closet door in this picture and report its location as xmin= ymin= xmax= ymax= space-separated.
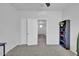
xmin=28 ymin=19 xmax=37 ymax=45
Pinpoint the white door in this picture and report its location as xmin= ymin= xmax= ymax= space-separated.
xmin=28 ymin=19 xmax=37 ymax=45
xmin=21 ymin=18 xmax=27 ymax=44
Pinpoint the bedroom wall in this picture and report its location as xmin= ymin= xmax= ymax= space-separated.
xmin=0 ymin=4 xmax=20 ymax=55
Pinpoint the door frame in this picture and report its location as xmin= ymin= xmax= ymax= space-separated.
xmin=37 ymin=19 xmax=47 ymax=45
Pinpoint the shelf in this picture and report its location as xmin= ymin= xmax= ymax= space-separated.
xmin=60 ymin=35 xmax=64 ymax=37
xmin=60 ymin=40 xmax=65 ymax=43
xmin=59 ymin=20 xmax=70 ymax=50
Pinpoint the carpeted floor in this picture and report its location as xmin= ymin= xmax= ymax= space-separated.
xmin=6 ymin=45 xmax=76 ymax=56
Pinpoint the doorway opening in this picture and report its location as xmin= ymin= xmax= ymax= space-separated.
xmin=38 ymin=20 xmax=47 ymax=47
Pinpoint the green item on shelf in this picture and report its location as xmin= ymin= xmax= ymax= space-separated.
xmin=77 ymin=33 xmax=79 ymax=55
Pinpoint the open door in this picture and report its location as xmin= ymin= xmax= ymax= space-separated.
xmin=28 ymin=19 xmax=37 ymax=45
xmin=21 ymin=18 xmax=27 ymax=45
xmin=38 ymin=20 xmax=47 ymax=46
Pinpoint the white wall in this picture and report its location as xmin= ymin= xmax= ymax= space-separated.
xmin=0 ymin=4 xmax=20 ymax=55
xmin=19 ymin=11 xmax=62 ymax=45
xmin=62 ymin=4 xmax=79 ymax=54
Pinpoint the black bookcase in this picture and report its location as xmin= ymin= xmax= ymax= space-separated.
xmin=59 ymin=20 xmax=70 ymax=50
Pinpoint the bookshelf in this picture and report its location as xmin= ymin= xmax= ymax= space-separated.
xmin=59 ymin=20 xmax=70 ymax=50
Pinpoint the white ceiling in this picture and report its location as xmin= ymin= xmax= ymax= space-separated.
xmin=10 ymin=3 xmax=74 ymax=11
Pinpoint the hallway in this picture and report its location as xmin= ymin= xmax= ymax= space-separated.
xmin=38 ymin=34 xmax=46 ymax=47
xmin=6 ymin=45 xmax=76 ymax=56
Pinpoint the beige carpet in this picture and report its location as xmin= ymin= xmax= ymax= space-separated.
xmin=6 ymin=45 xmax=76 ymax=56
